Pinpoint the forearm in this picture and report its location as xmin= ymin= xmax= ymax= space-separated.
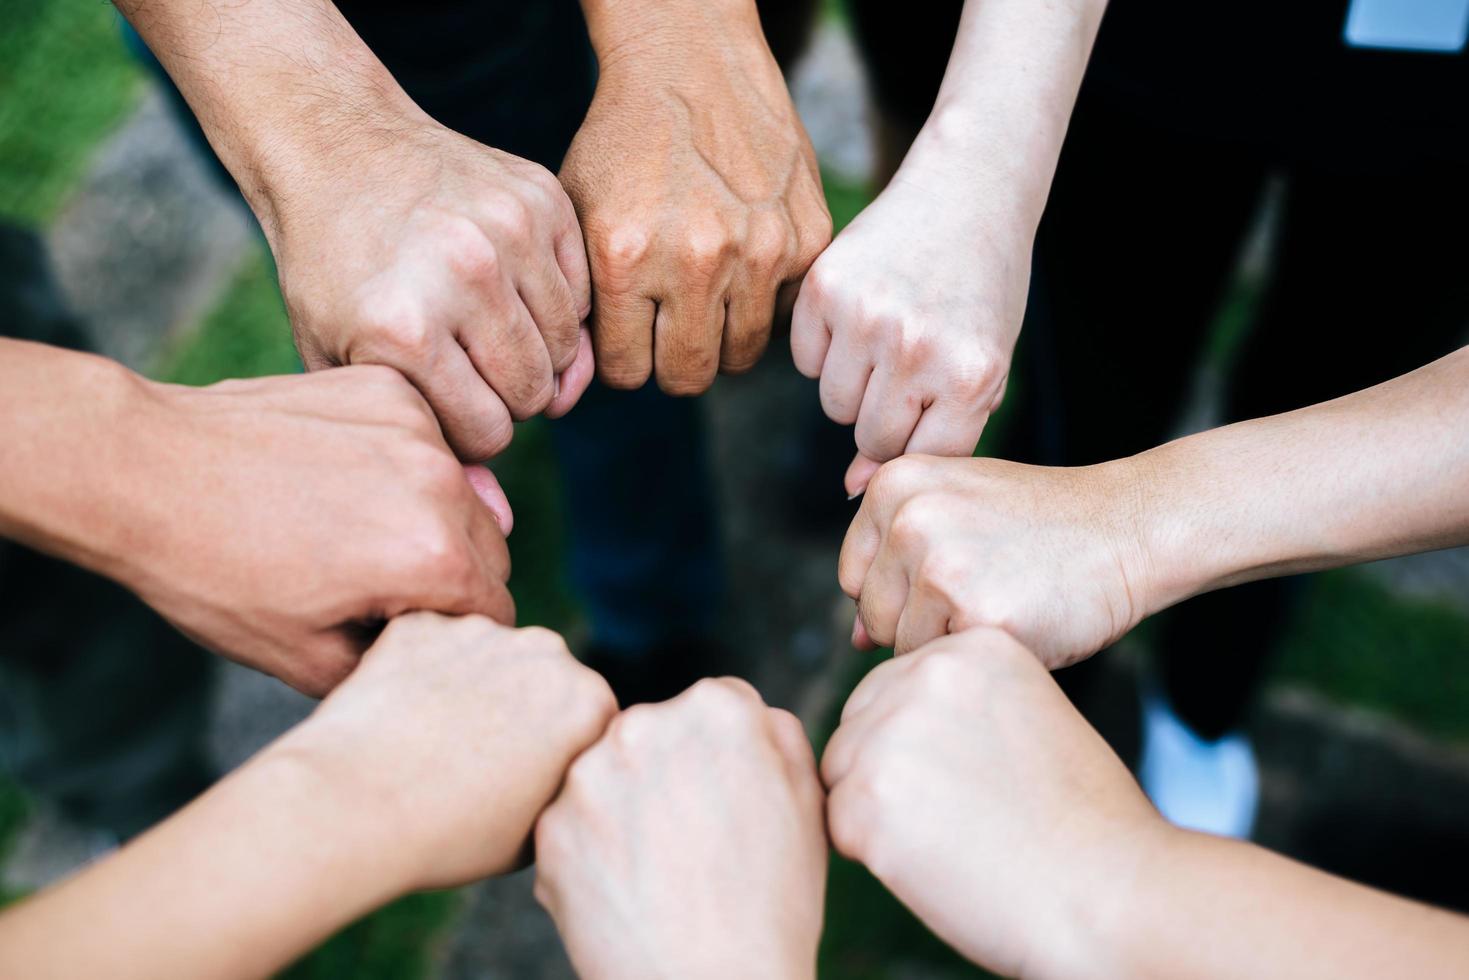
xmin=113 ymin=0 xmax=419 ymax=240
xmin=1090 ymin=828 xmax=1469 ymax=979
xmin=0 ymin=737 xmax=407 ymax=980
xmin=900 ymin=0 xmax=1108 ymax=237
xmin=0 ymin=340 xmax=155 ymax=578
xmin=1128 ymin=346 xmax=1469 ymax=613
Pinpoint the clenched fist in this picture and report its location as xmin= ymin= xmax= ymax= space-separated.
xmin=840 ymin=454 xmax=1152 ymax=666
xmin=535 ymin=678 xmax=827 ymax=980
xmin=267 ymin=109 xmax=594 ymax=461
xmin=563 ymin=0 xmax=831 ymax=395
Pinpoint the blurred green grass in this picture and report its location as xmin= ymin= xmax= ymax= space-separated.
xmin=3 ymin=3 xmax=1468 ymax=979
xmin=0 ymin=0 xmax=144 ymax=226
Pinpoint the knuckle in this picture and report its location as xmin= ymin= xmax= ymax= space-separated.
xmin=680 ymin=222 xmax=732 ymax=277
xmin=359 ymin=308 xmax=437 ymax=363
xmin=591 ymin=221 xmax=653 ymax=275
xmin=481 ymin=192 xmax=535 ymax=240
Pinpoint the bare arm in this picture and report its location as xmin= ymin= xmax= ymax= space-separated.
xmin=823 ymin=630 xmax=1469 ymax=979
xmin=0 ymin=615 xmax=616 ymax=980
xmin=114 ymin=0 xmax=595 ymax=458
xmin=842 ymin=345 xmax=1469 ymax=664
xmin=1136 ymin=344 xmax=1469 ymax=610
xmin=794 ymin=0 xmax=1108 ymax=493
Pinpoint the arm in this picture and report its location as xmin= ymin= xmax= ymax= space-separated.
xmin=793 ymin=0 xmax=1108 ymax=493
xmin=0 ymin=339 xmax=513 ymax=695
xmin=0 ymin=614 xmax=617 ymax=980
xmin=840 ymin=345 xmax=1469 ymax=665
xmin=821 ymin=630 xmax=1469 ymax=979
xmin=114 ymin=0 xmax=593 ymax=459
xmin=562 ymin=0 xmax=831 ymax=394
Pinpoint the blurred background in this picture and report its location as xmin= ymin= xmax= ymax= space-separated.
xmin=1 ymin=1 xmax=1467 ymax=977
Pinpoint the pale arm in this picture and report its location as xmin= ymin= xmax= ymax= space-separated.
xmin=0 ymin=742 xmax=407 ymax=980
xmin=1132 ymin=345 xmax=1469 ymax=616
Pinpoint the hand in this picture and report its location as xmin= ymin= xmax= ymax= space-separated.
xmin=265 ymin=107 xmax=594 ymax=461
xmin=275 ymin=613 xmax=617 ymax=891
xmin=125 ymin=367 xmax=517 ymax=695
xmin=562 ymin=0 xmax=831 ymax=395
xmin=792 ymin=159 xmax=1024 ymax=494
xmin=534 ymin=678 xmax=827 ymax=980
xmin=821 ymin=630 xmax=1167 ymax=977
xmin=840 ymin=454 xmax=1150 ymax=667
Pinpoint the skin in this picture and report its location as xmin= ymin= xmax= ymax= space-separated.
xmin=0 ymin=613 xmax=618 ymax=980
xmin=840 ymin=345 xmax=1469 ymax=663
xmin=535 ymin=677 xmax=827 ymax=980
xmin=792 ymin=0 xmax=1108 ymax=494
xmin=0 ymin=339 xmax=515 ymax=696
xmin=565 ymin=0 xmax=832 ymax=395
xmin=113 ymin=0 xmax=594 ymax=462
xmin=823 ymin=629 xmax=1469 ymax=979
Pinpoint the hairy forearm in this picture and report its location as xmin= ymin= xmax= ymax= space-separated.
xmin=113 ymin=0 xmax=419 ymax=239
xmin=1129 ymin=346 xmax=1469 ymax=614
xmin=1092 ymin=828 xmax=1469 ymax=979
xmin=901 ymin=0 xmax=1108 ymax=236
xmin=0 ymin=737 xmax=406 ymax=980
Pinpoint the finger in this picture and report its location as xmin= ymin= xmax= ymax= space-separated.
xmin=853 ymin=368 xmax=924 ymax=467
xmin=854 ymin=543 xmax=910 ymax=649
xmin=518 ymin=253 xmax=582 ymax=372
xmin=463 ymin=464 xmax=514 ymax=536
xmin=654 ymin=289 xmax=725 ymax=396
xmin=818 ymin=326 xmax=871 ymax=426
xmin=845 ymin=452 xmax=882 ymax=498
xmin=720 ymin=275 xmax=776 ymax=375
xmin=460 ymin=515 xmax=517 ymax=626
xmin=767 ymin=708 xmax=817 ymax=774
xmin=902 ymin=395 xmax=993 ymax=459
xmin=789 ymin=277 xmax=832 ymax=378
xmin=545 ymin=326 xmax=595 ymax=419
xmin=459 ymin=295 xmax=556 ymax=421
xmin=851 ymin=613 xmax=877 ymax=652
xmin=553 ymin=208 xmax=593 ymax=324
xmin=372 ymin=335 xmax=516 ymax=463
xmin=893 ymin=582 xmax=952 ymax=656
xmin=590 ymin=281 xmax=655 ymax=390
xmin=837 ymin=494 xmax=883 ymax=598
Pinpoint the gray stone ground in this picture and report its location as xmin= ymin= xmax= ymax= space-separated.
xmin=7 ymin=15 xmax=1469 ymax=977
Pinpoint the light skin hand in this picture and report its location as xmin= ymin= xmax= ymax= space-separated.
xmin=821 ymin=629 xmax=1166 ymax=979
xmin=794 ymin=0 xmax=1107 ymax=494
xmin=534 ymin=678 xmax=827 ymax=980
xmin=0 ymin=614 xmax=618 ymax=980
xmin=0 ymin=344 xmax=517 ymax=697
xmin=792 ymin=148 xmax=1023 ymax=496
xmin=114 ymin=0 xmax=593 ymax=462
xmin=839 ymin=454 xmax=1148 ymax=666
xmin=564 ymin=0 xmax=832 ymax=395
xmin=824 ymin=630 xmax=1469 ymax=980
xmin=290 ymin=613 xmax=619 ymax=888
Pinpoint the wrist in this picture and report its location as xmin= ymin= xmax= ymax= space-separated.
xmin=259 ymin=722 xmax=423 ymax=900
xmin=0 ymin=349 xmax=154 ymax=580
xmin=580 ymin=0 xmax=764 ymax=69
xmin=897 ymin=108 xmax=1044 ymax=248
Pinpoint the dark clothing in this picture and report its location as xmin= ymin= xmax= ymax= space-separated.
xmin=850 ymin=0 xmax=1469 ymax=739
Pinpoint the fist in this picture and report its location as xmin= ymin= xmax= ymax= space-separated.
xmin=535 ymin=678 xmax=827 ymax=980
xmin=294 ymin=613 xmax=618 ymax=891
xmin=561 ymin=14 xmax=830 ymax=395
xmin=840 ymin=454 xmax=1151 ymax=667
xmin=270 ymin=115 xmax=594 ymax=461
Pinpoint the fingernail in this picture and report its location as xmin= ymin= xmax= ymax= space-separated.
xmin=850 ymin=616 xmax=862 ymax=646
xmin=846 ymin=491 xmax=862 ymax=502
xmin=553 ymin=374 xmax=562 ymax=400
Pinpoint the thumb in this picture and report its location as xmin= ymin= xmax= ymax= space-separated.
xmin=851 ymin=612 xmax=877 ymax=652
xmin=844 ymin=452 xmax=882 ymax=498
xmin=464 ymin=464 xmax=514 ymax=536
